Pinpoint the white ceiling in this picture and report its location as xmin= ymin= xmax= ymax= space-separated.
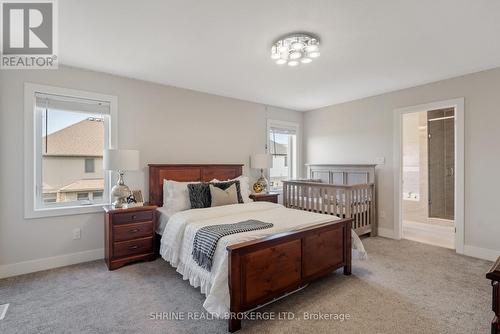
xmin=60 ymin=0 xmax=500 ymax=111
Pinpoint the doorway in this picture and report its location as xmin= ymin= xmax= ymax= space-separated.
xmin=394 ymin=98 xmax=464 ymax=253
xmin=401 ymin=109 xmax=454 ymax=248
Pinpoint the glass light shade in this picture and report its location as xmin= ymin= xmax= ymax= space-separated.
xmin=278 ymin=44 xmax=288 ymax=53
xmin=291 ymin=41 xmax=304 ymax=50
xmin=289 ymin=51 xmax=302 ymax=60
xmin=308 ymin=51 xmax=320 ymax=58
xmin=305 ymin=44 xmax=319 ymax=52
xmin=300 ymin=57 xmax=312 ymax=64
xmin=276 ymin=59 xmax=287 ymax=65
xmin=287 ymin=60 xmax=299 ymax=67
xmin=271 ymin=52 xmax=280 ymax=60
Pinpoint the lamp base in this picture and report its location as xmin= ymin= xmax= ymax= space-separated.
xmin=252 ymin=175 xmax=269 ymax=193
xmin=111 ymin=171 xmax=131 ymax=208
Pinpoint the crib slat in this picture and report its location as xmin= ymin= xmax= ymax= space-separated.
xmin=279 ymin=181 xmax=374 ymax=236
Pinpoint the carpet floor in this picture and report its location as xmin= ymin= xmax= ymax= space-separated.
xmin=0 ymin=237 xmax=493 ymax=334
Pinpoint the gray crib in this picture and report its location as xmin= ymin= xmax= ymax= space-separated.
xmin=283 ymin=164 xmax=377 ymax=236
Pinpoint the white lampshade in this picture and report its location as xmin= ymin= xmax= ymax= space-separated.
xmin=251 ymin=153 xmax=273 ymax=169
xmin=104 ymin=149 xmax=139 ymax=171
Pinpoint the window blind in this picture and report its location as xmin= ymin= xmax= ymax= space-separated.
xmin=35 ymin=93 xmax=110 ymax=115
xmin=269 ymin=126 xmax=297 ymax=135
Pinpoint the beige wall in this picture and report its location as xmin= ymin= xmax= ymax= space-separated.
xmin=0 ymin=66 xmax=302 ymax=270
xmin=304 ymin=67 xmax=500 ymax=254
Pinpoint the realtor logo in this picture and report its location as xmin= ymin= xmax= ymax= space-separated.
xmin=1 ymin=0 xmax=58 ymax=69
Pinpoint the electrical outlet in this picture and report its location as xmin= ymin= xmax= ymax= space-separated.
xmin=375 ymin=157 xmax=385 ymax=164
xmin=73 ymin=228 xmax=81 ymax=240
xmin=379 ymin=210 xmax=386 ymax=219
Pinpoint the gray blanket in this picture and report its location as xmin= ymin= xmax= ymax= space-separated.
xmin=192 ymin=220 xmax=273 ymax=271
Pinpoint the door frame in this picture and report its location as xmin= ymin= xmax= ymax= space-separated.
xmin=393 ymin=98 xmax=465 ymax=254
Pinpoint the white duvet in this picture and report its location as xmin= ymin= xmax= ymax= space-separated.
xmin=159 ymin=202 xmax=366 ymax=317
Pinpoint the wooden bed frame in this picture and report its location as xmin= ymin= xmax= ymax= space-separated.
xmin=148 ymin=164 xmax=353 ymax=332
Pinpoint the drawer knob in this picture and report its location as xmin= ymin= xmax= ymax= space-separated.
xmin=129 ymin=245 xmax=139 ymax=250
xmin=129 ymin=228 xmax=140 ymax=233
xmin=131 ymin=215 xmax=137 ymax=220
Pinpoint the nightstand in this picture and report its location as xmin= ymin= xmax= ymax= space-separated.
xmin=487 ymin=257 xmax=500 ymax=334
xmin=104 ymin=205 xmax=157 ymax=270
xmin=249 ymin=192 xmax=280 ymax=203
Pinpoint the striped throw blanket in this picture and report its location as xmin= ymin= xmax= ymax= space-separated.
xmin=192 ymin=220 xmax=273 ymax=271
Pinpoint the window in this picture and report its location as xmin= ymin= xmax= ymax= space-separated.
xmin=77 ymin=192 xmax=90 ymax=201
xmin=267 ymin=120 xmax=299 ymax=190
xmin=43 ymin=193 xmax=57 ymax=203
xmin=37 ymin=94 xmax=109 ymax=208
xmin=25 ymin=83 xmax=117 ymax=218
xmin=92 ymin=191 xmax=103 ymax=200
xmin=85 ymin=158 xmax=95 ymax=173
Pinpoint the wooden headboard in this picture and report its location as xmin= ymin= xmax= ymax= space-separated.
xmin=148 ymin=164 xmax=243 ymax=207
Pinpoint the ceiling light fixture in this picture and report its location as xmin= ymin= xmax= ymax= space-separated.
xmin=270 ymin=33 xmax=320 ymax=67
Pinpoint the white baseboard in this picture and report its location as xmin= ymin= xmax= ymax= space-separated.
xmin=375 ymin=228 xmax=498 ymax=261
xmin=463 ymin=245 xmax=500 ymax=262
xmin=0 ymin=248 xmax=104 ymax=279
xmin=377 ymin=227 xmax=397 ymax=239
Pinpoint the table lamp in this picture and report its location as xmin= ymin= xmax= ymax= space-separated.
xmin=104 ymin=149 xmax=139 ymax=208
xmin=250 ymin=153 xmax=273 ymax=193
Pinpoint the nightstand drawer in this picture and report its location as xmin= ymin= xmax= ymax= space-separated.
xmin=113 ymin=237 xmax=153 ymax=258
xmin=113 ymin=222 xmax=153 ymax=242
xmin=113 ymin=210 xmax=153 ymax=224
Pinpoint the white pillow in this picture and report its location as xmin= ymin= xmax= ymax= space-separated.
xmin=213 ymin=175 xmax=252 ymax=203
xmin=162 ymin=180 xmax=199 ymax=212
xmin=235 ymin=176 xmax=252 ymax=203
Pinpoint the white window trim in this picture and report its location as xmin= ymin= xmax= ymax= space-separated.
xmin=266 ymin=119 xmax=301 ymax=192
xmin=24 ymin=83 xmax=118 ymax=219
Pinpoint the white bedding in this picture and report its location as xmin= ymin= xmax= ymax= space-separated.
xmin=159 ymin=202 xmax=365 ymax=317
xmin=156 ymin=206 xmax=173 ymax=234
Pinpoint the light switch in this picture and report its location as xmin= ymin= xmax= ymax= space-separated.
xmin=73 ymin=228 xmax=81 ymax=240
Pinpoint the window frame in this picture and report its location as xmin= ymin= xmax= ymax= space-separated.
xmin=266 ymin=119 xmax=301 ymax=191
xmin=24 ymin=83 xmax=118 ymax=219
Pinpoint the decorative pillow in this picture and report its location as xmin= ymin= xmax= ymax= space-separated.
xmin=188 ymin=180 xmax=243 ymax=209
xmin=213 ymin=176 xmax=252 ymax=203
xmin=210 ymin=184 xmax=239 ymax=207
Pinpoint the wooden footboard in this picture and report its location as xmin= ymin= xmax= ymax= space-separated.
xmin=226 ymin=218 xmax=353 ymax=332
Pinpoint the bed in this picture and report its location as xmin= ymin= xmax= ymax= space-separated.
xmin=149 ymin=164 xmax=354 ymax=332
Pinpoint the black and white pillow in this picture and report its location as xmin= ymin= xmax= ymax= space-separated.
xmin=188 ymin=180 xmax=243 ymax=209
